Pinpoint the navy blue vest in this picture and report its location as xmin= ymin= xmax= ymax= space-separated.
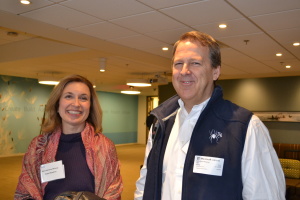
xmin=143 ymin=86 xmax=253 ymax=200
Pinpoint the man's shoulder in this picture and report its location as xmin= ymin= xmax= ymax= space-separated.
xmin=151 ymin=94 xmax=180 ymax=117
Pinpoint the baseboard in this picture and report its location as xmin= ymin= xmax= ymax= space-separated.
xmin=0 ymin=153 xmax=25 ymax=158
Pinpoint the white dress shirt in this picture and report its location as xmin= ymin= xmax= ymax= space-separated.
xmin=135 ymin=99 xmax=286 ymax=200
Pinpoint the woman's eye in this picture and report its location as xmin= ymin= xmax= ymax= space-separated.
xmin=65 ymin=95 xmax=73 ymax=99
xmin=80 ymin=96 xmax=89 ymax=101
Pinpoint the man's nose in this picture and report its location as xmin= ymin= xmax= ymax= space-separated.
xmin=180 ymin=63 xmax=190 ymax=75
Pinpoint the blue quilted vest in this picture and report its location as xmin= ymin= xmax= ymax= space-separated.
xmin=143 ymin=86 xmax=253 ymax=200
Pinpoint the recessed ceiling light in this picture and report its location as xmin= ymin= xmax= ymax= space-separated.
xmin=219 ymin=24 xmax=227 ymax=29
xmin=121 ymin=90 xmax=141 ymax=95
xmin=162 ymin=47 xmax=168 ymax=51
xmin=126 ymin=79 xmax=151 ymax=87
xmin=276 ymin=53 xmax=282 ymax=57
xmin=286 ymin=65 xmax=291 ymax=69
xmin=121 ymin=86 xmax=141 ymax=94
xmin=99 ymin=58 xmax=106 ymax=72
xmin=20 ymin=0 xmax=31 ymax=4
xmin=38 ymin=79 xmax=59 ymax=85
xmin=293 ymin=42 xmax=300 ymax=46
xmin=38 ymin=74 xmax=59 ymax=85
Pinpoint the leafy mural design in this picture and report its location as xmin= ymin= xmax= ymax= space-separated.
xmin=13 ymin=111 xmax=24 ymax=119
xmin=0 ymin=127 xmax=15 ymax=155
xmin=0 ymin=77 xmax=17 ymax=155
xmin=26 ymin=96 xmax=37 ymax=104
xmin=1 ymin=75 xmax=11 ymax=83
xmin=0 ymin=75 xmax=51 ymax=155
xmin=17 ymin=130 xmax=25 ymax=140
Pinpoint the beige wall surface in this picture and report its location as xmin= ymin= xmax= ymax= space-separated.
xmin=158 ymin=76 xmax=300 ymax=144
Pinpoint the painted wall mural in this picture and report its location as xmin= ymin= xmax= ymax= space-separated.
xmin=253 ymin=112 xmax=300 ymax=122
xmin=0 ymin=75 xmax=138 ymax=156
xmin=0 ymin=75 xmax=53 ymax=156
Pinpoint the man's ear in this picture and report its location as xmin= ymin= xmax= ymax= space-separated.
xmin=213 ymin=66 xmax=221 ymax=81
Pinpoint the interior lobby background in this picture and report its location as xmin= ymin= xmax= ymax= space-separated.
xmin=0 ymin=75 xmax=138 ymax=156
xmin=158 ymin=76 xmax=300 ymax=144
xmin=1 ymin=74 xmax=300 ymax=156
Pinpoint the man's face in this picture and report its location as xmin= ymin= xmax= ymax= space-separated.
xmin=172 ymin=40 xmax=220 ymax=111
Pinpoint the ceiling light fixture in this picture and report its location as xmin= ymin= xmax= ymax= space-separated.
xmin=121 ymin=86 xmax=141 ymax=95
xmin=20 ymin=0 xmax=31 ymax=5
xmin=293 ymin=42 xmax=300 ymax=46
xmin=219 ymin=24 xmax=227 ymax=29
xmin=99 ymin=58 xmax=106 ymax=72
xmin=126 ymin=79 xmax=151 ymax=87
xmin=276 ymin=53 xmax=282 ymax=57
xmin=286 ymin=65 xmax=291 ymax=69
xmin=38 ymin=76 xmax=59 ymax=85
xmin=162 ymin=47 xmax=169 ymax=51
xmin=92 ymin=79 xmax=96 ymax=88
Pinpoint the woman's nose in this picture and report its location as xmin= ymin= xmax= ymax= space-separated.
xmin=72 ymin=98 xmax=80 ymax=106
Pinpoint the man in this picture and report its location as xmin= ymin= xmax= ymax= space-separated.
xmin=134 ymin=31 xmax=285 ymax=200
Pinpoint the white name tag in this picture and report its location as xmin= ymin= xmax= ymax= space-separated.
xmin=193 ymin=155 xmax=224 ymax=176
xmin=40 ymin=160 xmax=65 ymax=183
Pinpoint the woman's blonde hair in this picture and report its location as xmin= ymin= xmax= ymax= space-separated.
xmin=41 ymin=74 xmax=102 ymax=134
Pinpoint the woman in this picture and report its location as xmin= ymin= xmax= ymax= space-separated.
xmin=15 ymin=75 xmax=123 ymax=200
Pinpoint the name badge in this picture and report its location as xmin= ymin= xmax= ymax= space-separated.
xmin=193 ymin=155 xmax=224 ymax=176
xmin=40 ymin=160 xmax=65 ymax=183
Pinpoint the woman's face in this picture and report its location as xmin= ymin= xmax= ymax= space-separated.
xmin=58 ymin=82 xmax=91 ymax=134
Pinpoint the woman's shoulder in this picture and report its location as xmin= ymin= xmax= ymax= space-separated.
xmin=22 ymin=134 xmax=51 ymax=165
xmin=83 ymin=124 xmax=116 ymax=150
xmin=94 ymin=132 xmax=115 ymax=146
xmin=31 ymin=133 xmax=50 ymax=143
xmin=26 ymin=133 xmax=52 ymax=152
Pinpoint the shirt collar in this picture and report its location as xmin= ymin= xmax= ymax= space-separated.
xmin=177 ymin=98 xmax=210 ymax=125
xmin=178 ymin=98 xmax=210 ymax=115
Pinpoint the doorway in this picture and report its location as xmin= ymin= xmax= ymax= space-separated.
xmin=146 ymin=96 xmax=159 ymax=143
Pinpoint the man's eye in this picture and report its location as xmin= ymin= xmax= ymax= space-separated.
xmin=174 ymin=62 xmax=183 ymax=67
xmin=191 ymin=62 xmax=201 ymax=65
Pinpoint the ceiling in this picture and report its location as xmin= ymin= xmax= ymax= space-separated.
xmin=0 ymin=0 xmax=299 ymax=96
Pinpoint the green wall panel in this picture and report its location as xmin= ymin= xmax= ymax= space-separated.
xmin=97 ymin=91 xmax=138 ymax=144
xmin=158 ymin=76 xmax=300 ymax=144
